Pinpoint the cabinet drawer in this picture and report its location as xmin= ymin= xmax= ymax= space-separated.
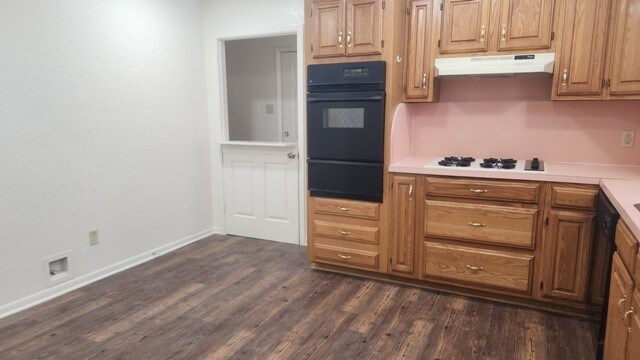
xmin=425 ymin=177 xmax=540 ymax=203
xmin=423 ymin=242 xmax=533 ymax=293
xmin=425 ymin=200 xmax=538 ymax=248
xmin=550 ymin=185 xmax=597 ymax=210
xmin=615 ymin=221 xmax=639 ymax=274
xmin=314 ymin=220 xmax=379 ymax=244
xmin=313 ymin=242 xmax=379 ymax=270
xmin=314 ymin=198 xmax=380 ymax=220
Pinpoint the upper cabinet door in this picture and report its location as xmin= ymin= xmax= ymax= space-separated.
xmin=554 ymin=0 xmax=611 ymax=97
xmin=405 ymin=0 xmax=435 ymax=99
xmin=497 ymin=0 xmax=555 ymax=51
xmin=311 ymin=0 xmax=346 ymax=58
xmin=607 ymin=0 xmax=640 ymax=96
xmin=440 ymin=0 xmax=491 ymax=54
xmin=346 ymin=0 xmax=383 ymax=56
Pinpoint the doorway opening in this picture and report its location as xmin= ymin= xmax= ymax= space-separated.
xmin=219 ymin=33 xmax=302 ymax=245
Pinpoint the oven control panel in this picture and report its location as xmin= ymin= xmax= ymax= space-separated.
xmin=343 ymin=67 xmax=370 ymax=78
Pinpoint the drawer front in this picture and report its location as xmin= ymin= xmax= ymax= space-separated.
xmin=550 ymin=185 xmax=597 ymax=210
xmin=616 ymin=221 xmax=639 ymax=274
xmin=425 ymin=200 xmax=538 ymax=248
xmin=423 ymin=242 xmax=533 ymax=293
xmin=313 ymin=242 xmax=379 ymax=270
xmin=314 ymin=220 xmax=379 ymax=244
xmin=314 ymin=198 xmax=380 ymax=220
xmin=425 ymin=177 xmax=540 ymax=203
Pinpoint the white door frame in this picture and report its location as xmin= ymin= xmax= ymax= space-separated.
xmin=275 ymin=46 xmax=297 ymax=142
xmin=216 ymin=27 xmax=307 ymax=246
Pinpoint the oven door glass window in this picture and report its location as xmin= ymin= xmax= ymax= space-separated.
xmin=323 ymin=108 xmax=364 ymax=128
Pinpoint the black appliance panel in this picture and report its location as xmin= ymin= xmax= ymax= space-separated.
xmin=308 ymin=160 xmax=383 ymax=203
xmin=307 ymin=61 xmax=386 ymax=92
xmin=590 ymin=191 xmax=620 ymax=360
xmin=307 ymin=91 xmax=385 ymax=162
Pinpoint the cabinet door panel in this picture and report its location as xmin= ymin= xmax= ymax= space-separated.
xmin=603 ymin=253 xmax=634 ymax=360
xmin=405 ymin=0 xmax=434 ymax=98
xmin=346 ymin=0 xmax=383 ymax=56
xmin=312 ymin=0 xmax=346 ymax=58
xmin=554 ymin=0 xmax=610 ymax=96
xmin=390 ymin=175 xmax=417 ymax=276
xmin=440 ymin=0 xmax=491 ymax=54
xmin=608 ymin=0 xmax=640 ymax=96
xmin=540 ymin=209 xmax=594 ymax=302
xmin=498 ymin=0 xmax=555 ymax=51
xmin=626 ymin=291 xmax=640 ymax=360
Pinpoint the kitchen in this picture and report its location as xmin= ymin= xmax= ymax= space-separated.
xmin=1 ymin=0 xmax=639 ymax=359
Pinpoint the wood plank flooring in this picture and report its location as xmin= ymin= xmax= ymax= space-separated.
xmin=0 ymin=235 xmax=596 ymax=359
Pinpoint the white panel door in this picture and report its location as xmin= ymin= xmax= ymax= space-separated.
xmin=222 ymin=144 xmax=299 ymax=244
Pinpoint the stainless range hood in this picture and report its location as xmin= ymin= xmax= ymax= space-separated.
xmin=434 ymin=53 xmax=555 ymax=77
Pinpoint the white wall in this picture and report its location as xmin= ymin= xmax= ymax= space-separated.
xmin=203 ymin=0 xmax=304 ymax=234
xmin=0 ymin=0 xmax=213 ymax=316
xmin=225 ymin=35 xmax=297 ymax=142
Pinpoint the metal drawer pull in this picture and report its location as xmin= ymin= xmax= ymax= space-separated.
xmin=467 ymin=265 xmax=484 ymax=271
xmin=470 ymin=189 xmax=488 ymax=193
xmin=338 ymin=207 xmax=351 ymax=212
xmin=562 ymin=68 xmax=568 ymax=86
xmin=347 ymin=31 xmax=352 ymax=47
xmin=623 ymin=308 xmax=634 ymax=333
xmin=480 ymin=25 xmax=485 ymax=42
xmin=409 ymin=185 xmax=414 ymax=200
xmin=338 ymin=254 xmax=351 ymax=260
xmin=501 ymin=25 xmax=507 ymax=41
xmin=338 ymin=230 xmax=351 ymax=236
xmin=422 ymin=74 xmax=427 ymax=88
xmin=618 ymin=297 xmax=628 ymax=317
xmin=468 ymin=222 xmax=486 ymax=228
xmin=338 ymin=31 xmax=343 ymax=48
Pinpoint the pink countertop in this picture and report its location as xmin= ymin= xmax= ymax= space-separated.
xmin=390 ymin=157 xmax=640 ymax=240
xmin=600 ymin=179 xmax=640 ymax=241
xmin=390 ymin=157 xmax=640 ymax=185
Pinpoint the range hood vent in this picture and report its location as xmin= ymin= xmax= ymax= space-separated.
xmin=435 ymin=53 xmax=555 ymax=77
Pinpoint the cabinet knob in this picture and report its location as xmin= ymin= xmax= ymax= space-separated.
xmin=287 ymin=152 xmax=296 ymax=159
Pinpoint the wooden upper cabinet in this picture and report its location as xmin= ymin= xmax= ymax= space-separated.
xmin=405 ymin=0 xmax=435 ymax=99
xmin=310 ymin=0 xmax=383 ymax=59
xmin=390 ymin=175 xmax=418 ymax=276
xmin=607 ymin=0 xmax=640 ymax=97
xmin=554 ymin=0 xmax=611 ymax=98
xmin=311 ymin=0 xmax=346 ymax=58
xmin=440 ymin=0 xmax=491 ymax=54
xmin=540 ymin=209 xmax=595 ymax=302
xmin=497 ymin=0 xmax=555 ymax=51
xmin=346 ymin=0 xmax=383 ymax=56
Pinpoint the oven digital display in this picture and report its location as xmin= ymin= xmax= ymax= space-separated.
xmin=343 ymin=67 xmax=370 ymax=78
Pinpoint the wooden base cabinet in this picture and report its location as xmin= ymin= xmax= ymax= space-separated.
xmin=603 ymin=253 xmax=635 ymax=360
xmin=390 ymin=175 xmax=419 ymax=277
xmin=538 ymin=184 xmax=597 ymax=305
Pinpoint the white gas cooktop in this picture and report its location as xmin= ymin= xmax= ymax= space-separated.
xmin=424 ymin=157 xmax=548 ymax=174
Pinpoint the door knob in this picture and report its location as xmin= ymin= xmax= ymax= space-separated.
xmin=287 ymin=152 xmax=296 ymax=159
xmin=284 ymin=130 xmax=290 ymax=138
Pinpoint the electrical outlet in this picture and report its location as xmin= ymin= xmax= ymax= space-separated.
xmin=89 ymin=229 xmax=99 ymax=246
xmin=622 ymin=130 xmax=636 ymax=148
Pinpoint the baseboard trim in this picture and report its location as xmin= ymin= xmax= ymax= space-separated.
xmin=0 ymin=228 xmax=215 ymax=319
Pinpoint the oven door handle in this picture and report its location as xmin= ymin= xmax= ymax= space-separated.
xmin=307 ymin=96 xmax=384 ymax=103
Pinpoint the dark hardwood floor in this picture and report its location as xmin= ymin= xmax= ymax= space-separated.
xmin=0 ymin=235 xmax=596 ymax=359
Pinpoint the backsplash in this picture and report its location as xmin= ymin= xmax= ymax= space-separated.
xmin=399 ymin=77 xmax=640 ymax=166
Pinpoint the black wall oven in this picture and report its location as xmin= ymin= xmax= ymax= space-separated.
xmin=307 ymin=61 xmax=386 ymax=202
